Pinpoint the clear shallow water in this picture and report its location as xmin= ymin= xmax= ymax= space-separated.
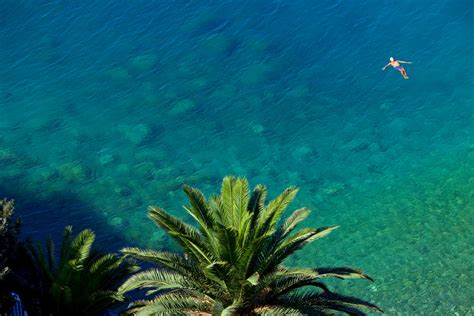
xmin=1 ymin=0 xmax=473 ymax=314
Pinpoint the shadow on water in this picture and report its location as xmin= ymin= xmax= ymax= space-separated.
xmin=0 ymin=181 xmax=128 ymax=253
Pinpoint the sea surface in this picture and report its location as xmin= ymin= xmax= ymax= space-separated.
xmin=1 ymin=0 xmax=473 ymax=314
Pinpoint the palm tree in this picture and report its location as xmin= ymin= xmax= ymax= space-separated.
xmin=28 ymin=226 xmax=139 ymax=315
xmin=119 ymin=176 xmax=383 ymax=315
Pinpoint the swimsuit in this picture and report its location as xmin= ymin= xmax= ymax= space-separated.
xmin=394 ymin=65 xmax=404 ymax=71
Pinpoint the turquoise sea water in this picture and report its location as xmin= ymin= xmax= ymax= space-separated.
xmin=1 ymin=1 xmax=473 ymax=314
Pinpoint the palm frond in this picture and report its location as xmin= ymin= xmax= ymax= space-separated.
xmin=208 ymin=195 xmax=226 ymax=226
xmin=89 ymin=253 xmax=122 ymax=275
xmin=314 ymin=267 xmax=374 ymax=282
xmin=273 ymin=279 xmax=331 ymax=298
xmin=46 ymin=236 xmax=55 ymax=272
xmin=259 ymin=227 xmax=338 ymax=277
xmin=290 ymin=291 xmax=383 ymax=314
xmin=241 ymin=232 xmax=273 ymax=279
xmin=280 ymin=208 xmax=310 ymax=239
xmin=254 ymin=295 xmax=328 ymax=316
xmin=121 ymin=248 xmax=186 ymax=267
xmin=149 ymin=207 xmax=213 ymax=263
xmin=59 ymin=225 xmax=73 ymax=266
xmin=87 ymin=254 xmax=138 ymax=293
xmin=219 ymin=176 xmax=251 ymax=231
xmin=68 ymin=228 xmax=95 ymax=270
xmin=253 ymin=305 xmax=312 ymax=315
xmin=183 ymin=185 xmax=216 ymax=231
xmin=27 ymin=238 xmax=54 ymax=281
xmin=221 ymin=176 xmax=237 ymax=226
xmin=213 ymin=225 xmax=239 ymax=266
xmin=126 ymin=292 xmax=214 ymax=316
xmin=268 ymin=266 xmax=373 ymax=289
xmin=321 ymin=305 xmax=366 ymax=316
xmin=220 ymin=302 xmax=240 ymax=316
xmin=121 ymin=247 xmax=226 ymax=298
xmin=82 ymin=290 xmax=123 ymax=314
xmin=247 ymin=184 xmax=267 ymax=232
xmin=233 ymin=177 xmax=250 ymax=226
xmin=257 ymin=187 xmax=299 ymax=237
xmin=50 ymin=281 xmax=72 ymax=305
xmin=318 ymin=291 xmax=383 ymax=313
xmin=118 ymin=268 xmax=196 ymax=294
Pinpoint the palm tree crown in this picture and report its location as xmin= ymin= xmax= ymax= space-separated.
xmin=28 ymin=226 xmax=139 ymax=315
xmin=120 ymin=176 xmax=382 ymax=315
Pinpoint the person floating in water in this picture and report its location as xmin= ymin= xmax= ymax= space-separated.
xmin=382 ymin=57 xmax=412 ymax=79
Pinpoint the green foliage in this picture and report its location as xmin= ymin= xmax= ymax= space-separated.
xmin=28 ymin=226 xmax=139 ymax=316
xmin=0 ymin=199 xmax=18 ymax=278
xmin=0 ymin=199 xmax=24 ymax=313
xmin=119 ymin=176 xmax=383 ymax=315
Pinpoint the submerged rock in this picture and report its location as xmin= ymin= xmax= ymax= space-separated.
xmin=243 ymin=35 xmax=271 ymax=54
xmin=169 ymin=99 xmax=196 ymax=116
xmin=239 ymin=63 xmax=274 ymax=86
xmin=0 ymin=148 xmax=18 ymax=166
xmin=99 ymin=154 xmax=119 ymax=166
xmin=36 ymin=118 xmax=67 ymax=133
xmin=119 ymin=123 xmax=151 ymax=146
xmin=321 ymin=182 xmax=345 ymax=196
xmin=190 ymin=77 xmax=208 ymax=90
xmin=201 ymin=33 xmax=238 ymax=57
xmin=110 ymin=217 xmax=123 ymax=227
xmin=57 ymin=162 xmax=94 ymax=183
xmin=181 ymin=11 xmax=228 ymax=35
xmin=252 ymin=124 xmax=265 ymax=134
xmin=132 ymin=162 xmax=156 ymax=180
xmin=115 ymin=185 xmax=133 ymax=197
xmin=292 ymin=145 xmax=312 ymax=160
xmin=31 ymin=168 xmax=60 ymax=183
xmin=130 ymin=53 xmax=158 ymax=72
xmin=106 ymin=67 xmax=130 ymax=82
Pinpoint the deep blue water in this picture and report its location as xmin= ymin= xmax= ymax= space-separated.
xmin=1 ymin=0 xmax=473 ymax=313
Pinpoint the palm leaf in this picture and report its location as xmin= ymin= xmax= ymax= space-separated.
xmin=221 ymin=176 xmax=237 ymax=226
xmin=273 ymin=280 xmax=331 ymax=298
xmin=149 ymin=207 xmax=213 ymax=263
xmin=83 ymin=289 xmax=123 ymax=314
xmin=87 ymin=254 xmax=138 ymax=293
xmin=126 ymin=292 xmax=213 ymax=316
xmin=121 ymin=248 xmax=192 ymax=274
xmin=309 ymin=291 xmax=384 ymax=314
xmin=254 ymin=295 xmax=327 ymax=316
xmin=213 ymin=224 xmax=239 ymax=266
xmin=247 ymin=184 xmax=267 ymax=236
xmin=314 ymin=267 xmax=374 ymax=282
xmin=208 ymin=195 xmax=226 ymax=226
xmin=59 ymin=225 xmax=73 ymax=266
xmin=280 ymin=208 xmax=311 ymax=239
xmin=50 ymin=281 xmax=72 ymax=305
xmin=46 ymin=236 xmax=55 ymax=272
xmin=118 ymin=268 xmax=195 ymax=294
xmin=259 ymin=227 xmax=338 ymax=277
xmin=183 ymin=185 xmax=215 ymax=231
xmin=253 ymin=305 xmax=313 ymax=315
xmin=233 ymin=177 xmax=250 ymax=227
xmin=257 ymin=187 xmax=299 ymax=237
xmin=27 ymin=239 xmax=54 ymax=281
xmin=68 ymin=228 xmax=95 ymax=270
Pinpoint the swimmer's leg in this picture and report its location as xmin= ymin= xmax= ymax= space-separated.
xmin=401 ymin=69 xmax=409 ymax=79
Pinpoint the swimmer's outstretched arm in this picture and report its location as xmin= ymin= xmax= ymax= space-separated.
xmin=381 ymin=63 xmax=391 ymax=70
xmin=398 ymin=60 xmax=412 ymax=64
